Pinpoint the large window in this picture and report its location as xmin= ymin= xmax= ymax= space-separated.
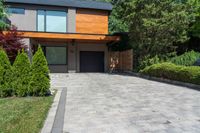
xmin=37 ymin=10 xmax=67 ymax=33
xmin=8 ymin=8 xmax=25 ymax=14
xmin=43 ymin=47 xmax=67 ymax=65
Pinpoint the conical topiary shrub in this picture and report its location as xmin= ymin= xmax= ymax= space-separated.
xmin=29 ymin=45 xmax=50 ymax=96
xmin=0 ymin=49 xmax=13 ymax=97
xmin=12 ymin=50 xmax=31 ymax=97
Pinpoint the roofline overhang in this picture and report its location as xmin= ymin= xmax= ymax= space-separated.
xmin=3 ymin=31 xmax=121 ymax=42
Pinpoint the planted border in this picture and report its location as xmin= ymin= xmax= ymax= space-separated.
xmin=140 ymin=62 xmax=200 ymax=85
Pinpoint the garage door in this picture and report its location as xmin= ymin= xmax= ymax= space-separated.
xmin=80 ymin=51 xmax=104 ymax=72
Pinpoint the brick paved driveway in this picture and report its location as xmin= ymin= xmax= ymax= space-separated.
xmin=53 ymin=73 xmax=200 ymax=133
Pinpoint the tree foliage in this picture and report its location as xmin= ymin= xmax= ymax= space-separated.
xmin=29 ymin=46 xmax=50 ymax=96
xmin=12 ymin=50 xmax=31 ymax=97
xmin=0 ymin=26 xmax=27 ymax=62
xmin=189 ymin=0 xmax=200 ymax=38
xmin=124 ymin=0 xmax=193 ymax=66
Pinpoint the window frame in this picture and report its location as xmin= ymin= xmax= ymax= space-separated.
xmin=37 ymin=9 xmax=68 ymax=33
xmin=42 ymin=46 xmax=68 ymax=65
xmin=8 ymin=7 xmax=25 ymax=14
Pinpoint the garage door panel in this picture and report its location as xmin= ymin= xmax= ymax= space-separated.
xmin=80 ymin=51 xmax=104 ymax=72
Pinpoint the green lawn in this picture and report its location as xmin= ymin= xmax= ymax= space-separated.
xmin=0 ymin=96 xmax=53 ymax=133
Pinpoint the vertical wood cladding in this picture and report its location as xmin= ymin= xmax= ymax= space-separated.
xmin=76 ymin=9 xmax=109 ymax=34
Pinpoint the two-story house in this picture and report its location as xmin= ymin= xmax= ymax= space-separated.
xmin=5 ymin=0 xmax=120 ymax=73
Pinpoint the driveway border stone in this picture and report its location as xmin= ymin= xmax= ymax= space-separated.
xmin=41 ymin=88 xmax=62 ymax=133
xmin=52 ymin=88 xmax=67 ymax=133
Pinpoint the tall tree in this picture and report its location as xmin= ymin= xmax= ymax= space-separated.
xmin=124 ymin=0 xmax=193 ymax=66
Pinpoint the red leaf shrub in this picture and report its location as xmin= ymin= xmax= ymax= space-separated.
xmin=0 ymin=26 xmax=27 ymax=62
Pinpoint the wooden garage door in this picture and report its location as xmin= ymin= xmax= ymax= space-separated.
xmin=80 ymin=51 xmax=104 ymax=72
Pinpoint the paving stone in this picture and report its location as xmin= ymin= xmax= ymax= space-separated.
xmin=51 ymin=73 xmax=200 ymax=133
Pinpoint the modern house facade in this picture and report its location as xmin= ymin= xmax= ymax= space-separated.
xmin=5 ymin=0 xmax=120 ymax=73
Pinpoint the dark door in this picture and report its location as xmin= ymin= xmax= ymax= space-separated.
xmin=80 ymin=51 xmax=104 ymax=72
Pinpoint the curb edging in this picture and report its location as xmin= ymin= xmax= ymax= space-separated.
xmin=41 ymin=88 xmax=62 ymax=133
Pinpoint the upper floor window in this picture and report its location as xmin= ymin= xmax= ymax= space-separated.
xmin=37 ymin=10 xmax=67 ymax=33
xmin=8 ymin=8 xmax=25 ymax=14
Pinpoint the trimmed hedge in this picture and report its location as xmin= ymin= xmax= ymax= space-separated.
xmin=140 ymin=62 xmax=200 ymax=85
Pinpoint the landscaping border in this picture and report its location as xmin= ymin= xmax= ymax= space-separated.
xmin=123 ymin=71 xmax=200 ymax=90
xmin=40 ymin=88 xmax=62 ymax=133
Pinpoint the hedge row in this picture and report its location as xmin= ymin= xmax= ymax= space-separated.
xmin=0 ymin=46 xmax=50 ymax=97
xmin=140 ymin=62 xmax=200 ymax=85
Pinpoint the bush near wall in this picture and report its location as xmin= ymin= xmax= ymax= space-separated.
xmin=138 ymin=51 xmax=200 ymax=71
xmin=0 ymin=46 xmax=50 ymax=98
xmin=138 ymin=55 xmax=163 ymax=70
xmin=170 ymin=50 xmax=200 ymax=66
xmin=140 ymin=63 xmax=200 ymax=85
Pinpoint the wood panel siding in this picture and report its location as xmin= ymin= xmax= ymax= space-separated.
xmin=2 ymin=31 xmax=120 ymax=42
xmin=76 ymin=9 xmax=109 ymax=34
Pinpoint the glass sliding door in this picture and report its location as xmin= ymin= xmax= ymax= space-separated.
xmin=37 ymin=10 xmax=67 ymax=33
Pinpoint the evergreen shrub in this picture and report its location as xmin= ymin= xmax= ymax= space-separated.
xmin=0 ymin=49 xmax=13 ymax=97
xmin=29 ymin=46 xmax=50 ymax=96
xmin=12 ymin=50 xmax=31 ymax=97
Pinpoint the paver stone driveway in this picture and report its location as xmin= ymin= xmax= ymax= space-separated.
xmin=52 ymin=73 xmax=200 ymax=133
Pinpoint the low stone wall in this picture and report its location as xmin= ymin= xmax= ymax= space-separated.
xmin=108 ymin=49 xmax=133 ymax=72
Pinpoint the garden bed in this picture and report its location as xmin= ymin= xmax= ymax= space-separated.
xmin=0 ymin=96 xmax=53 ymax=133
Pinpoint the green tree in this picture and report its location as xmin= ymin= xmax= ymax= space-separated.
xmin=12 ymin=50 xmax=31 ymax=97
xmin=0 ymin=0 xmax=8 ymax=31
xmin=29 ymin=46 xmax=50 ymax=96
xmin=125 ymin=0 xmax=193 ymax=67
xmin=189 ymin=0 xmax=200 ymax=38
xmin=0 ymin=49 xmax=12 ymax=97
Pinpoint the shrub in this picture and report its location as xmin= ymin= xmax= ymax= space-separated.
xmin=0 ymin=49 xmax=13 ymax=97
xmin=140 ymin=62 xmax=200 ymax=85
xmin=170 ymin=50 xmax=200 ymax=66
xmin=139 ymin=55 xmax=162 ymax=70
xmin=29 ymin=46 xmax=50 ymax=96
xmin=12 ymin=50 xmax=31 ymax=97
xmin=0 ymin=26 xmax=27 ymax=63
